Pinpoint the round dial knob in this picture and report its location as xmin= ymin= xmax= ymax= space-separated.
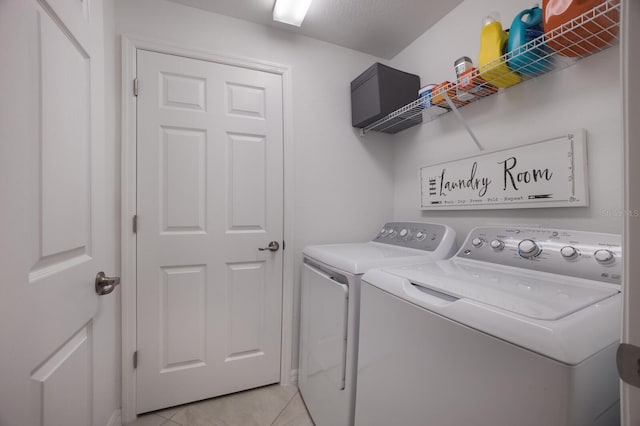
xmin=560 ymin=246 xmax=579 ymax=259
xmin=399 ymin=228 xmax=410 ymax=239
xmin=387 ymin=229 xmax=396 ymax=237
xmin=415 ymin=231 xmax=426 ymax=240
xmin=379 ymin=228 xmax=388 ymax=236
xmin=471 ymin=238 xmax=484 ymax=248
xmin=490 ymin=239 xmax=504 ymax=250
xmin=594 ymin=249 xmax=615 ymax=264
xmin=518 ymin=239 xmax=541 ymax=258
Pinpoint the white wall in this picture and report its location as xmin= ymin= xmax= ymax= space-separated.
xmin=114 ymin=0 xmax=394 ymax=371
xmin=389 ymin=0 xmax=623 ymax=245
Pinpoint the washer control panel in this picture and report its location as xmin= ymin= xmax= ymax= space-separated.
xmin=374 ymin=222 xmax=447 ymax=251
xmin=456 ymin=226 xmax=622 ymax=284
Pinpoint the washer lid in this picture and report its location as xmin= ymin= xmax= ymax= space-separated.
xmin=303 ymin=242 xmax=444 ymax=275
xmin=362 ymin=266 xmax=621 ymax=365
xmin=384 ymin=259 xmax=619 ymax=320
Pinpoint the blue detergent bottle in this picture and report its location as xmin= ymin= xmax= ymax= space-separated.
xmin=507 ymin=6 xmax=549 ymax=75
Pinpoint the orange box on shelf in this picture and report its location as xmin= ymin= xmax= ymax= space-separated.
xmin=458 ymin=69 xmax=499 ymax=98
xmin=431 ymin=81 xmax=468 ymax=108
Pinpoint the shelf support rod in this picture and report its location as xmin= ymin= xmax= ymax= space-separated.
xmin=443 ymin=92 xmax=484 ymax=151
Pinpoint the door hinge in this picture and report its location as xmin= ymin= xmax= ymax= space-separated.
xmin=132 ymin=215 xmax=138 ymax=233
xmin=133 ymin=351 xmax=138 ymax=369
xmin=133 ymin=78 xmax=139 ymax=97
xmin=617 ymin=343 xmax=640 ymax=389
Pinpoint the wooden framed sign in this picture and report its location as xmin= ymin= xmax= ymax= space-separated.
xmin=420 ymin=130 xmax=588 ymax=210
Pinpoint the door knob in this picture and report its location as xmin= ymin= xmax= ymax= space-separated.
xmin=258 ymin=241 xmax=280 ymax=252
xmin=95 ymin=272 xmax=121 ymax=296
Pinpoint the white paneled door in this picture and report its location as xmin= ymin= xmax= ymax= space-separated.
xmin=0 ymin=0 xmax=110 ymax=425
xmin=136 ymin=50 xmax=284 ymax=413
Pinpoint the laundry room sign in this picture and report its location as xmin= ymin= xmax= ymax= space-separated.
xmin=420 ymin=131 xmax=588 ymax=210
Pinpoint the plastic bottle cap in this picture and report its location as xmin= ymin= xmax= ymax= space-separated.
xmin=484 ymin=11 xmax=501 ymax=26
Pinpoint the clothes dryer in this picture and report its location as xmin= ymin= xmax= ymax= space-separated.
xmin=299 ymin=222 xmax=456 ymax=426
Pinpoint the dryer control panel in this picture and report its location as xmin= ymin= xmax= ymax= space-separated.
xmin=456 ymin=226 xmax=622 ymax=285
xmin=373 ymin=222 xmax=448 ymax=252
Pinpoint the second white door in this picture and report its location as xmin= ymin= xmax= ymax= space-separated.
xmin=136 ymin=50 xmax=284 ymax=413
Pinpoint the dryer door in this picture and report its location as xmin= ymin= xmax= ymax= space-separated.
xmin=300 ymin=262 xmax=349 ymax=391
xmin=299 ymin=261 xmax=352 ymax=426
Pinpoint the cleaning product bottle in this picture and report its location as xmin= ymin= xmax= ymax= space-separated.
xmin=507 ymin=6 xmax=549 ymax=75
xmin=543 ymin=0 xmax=619 ymax=57
xmin=478 ymin=13 xmax=522 ymax=88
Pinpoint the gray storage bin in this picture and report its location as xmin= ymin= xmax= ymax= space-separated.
xmin=351 ymin=63 xmax=421 ymax=133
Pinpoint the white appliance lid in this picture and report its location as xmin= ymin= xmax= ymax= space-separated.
xmin=303 ymin=242 xmax=443 ymax=275
xmin=384 ymin=260 xmax=619 ymax=321
xmin=361 ymin=267 xmax=621 ymax=365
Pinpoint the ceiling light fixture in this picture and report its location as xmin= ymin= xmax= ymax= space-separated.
xmin=272 ymin=0 xmax=313 ymax=27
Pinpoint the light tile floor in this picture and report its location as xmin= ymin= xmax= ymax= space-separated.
xmin=128 ymin=384 xmax=314 ymax=426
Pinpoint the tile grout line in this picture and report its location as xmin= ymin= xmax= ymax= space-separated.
xmin=270 ymin=391 xmax=299 ymax=426
xmin=162 ymin=416 xmax=183 ymax=426
xmin=157 ymin=407 xmax=185 ymax=425
xmin=285 ymin=387 xmax=298 ymax=405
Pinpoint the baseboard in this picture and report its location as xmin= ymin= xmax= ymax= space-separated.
xmin=289 ymin=368 xmax=298 ymax=386
xmin=106 ymin=409 xmax=122 ymax=426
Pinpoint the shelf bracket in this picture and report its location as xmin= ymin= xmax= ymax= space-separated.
xmin=443 ymin=92 xmax=484 ymax=151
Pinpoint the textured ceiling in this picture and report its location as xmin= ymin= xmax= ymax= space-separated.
xmin=166 ymin=0 xmax=463 ymax=59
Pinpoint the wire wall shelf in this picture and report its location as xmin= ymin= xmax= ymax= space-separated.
xmin=360 ymin=0 xmax=621 ymax=136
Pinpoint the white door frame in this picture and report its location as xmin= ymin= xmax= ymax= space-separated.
xmin=120 ymin=35 xmax=295 ymax=424
xmin=621 ymin=0 xmax=640 ymax=423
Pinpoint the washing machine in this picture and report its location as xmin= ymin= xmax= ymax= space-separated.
xmin=355 ymin=226 xmax=622 ymax=426
xmin=298 ymin=222 xmax=457 ymax=426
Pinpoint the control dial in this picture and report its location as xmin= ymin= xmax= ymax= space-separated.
xmin=387 ymin=229 xmax=397 ymax=237
xmin=518 ymin=239 xmax=542 ymax=258
xmin=594 ymin=249 xmax=615 ymax=264
xmin=415 ymin=231 xmax=426 ymax=241
xmin=379 ymin=228 xmax=388 ymax=237
xmin=490 ymin=239 xmax=504 ymax=250
xmin=560 ymin=246 xmax=579 ymax=259
xmin=399 ymin=228 xmax=411 ymax=239
xmin=471 ymin=238 xmax=485 ymax=248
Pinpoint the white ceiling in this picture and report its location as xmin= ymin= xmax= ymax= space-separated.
xmin=166 ymin=0 xmax=463 ymax=59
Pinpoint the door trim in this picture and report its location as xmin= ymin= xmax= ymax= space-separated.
xmin=621 ymin=0 xmax=640 ymax=424
xmin=120 ymin=35 xmax=295 ymax=424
